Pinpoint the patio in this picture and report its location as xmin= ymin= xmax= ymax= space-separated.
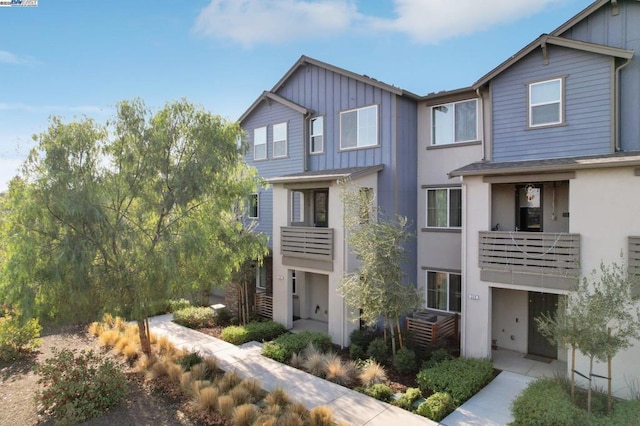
xmin=492 ymin=348 xmax=567 ymax=378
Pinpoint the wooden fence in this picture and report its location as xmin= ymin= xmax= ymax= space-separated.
xmin=406 ymin=310 xmax=458 ymax=349
xmin=254 ymin=292 xmax=273 ymax=319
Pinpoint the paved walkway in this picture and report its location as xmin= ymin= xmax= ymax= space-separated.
xmin=148 ymin=315 xmax=530 ymax=425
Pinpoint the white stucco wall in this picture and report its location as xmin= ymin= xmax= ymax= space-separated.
xmin=491 ymin=288 xmax=529 ymax=352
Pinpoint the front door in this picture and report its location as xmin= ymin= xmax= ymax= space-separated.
xmin=516 ymin=184 xmax=542 ymax=232
xmin=528 ymin=292 xmax=558 ymax=359
xmin=314 ymin=190 xmax=328 ymax=228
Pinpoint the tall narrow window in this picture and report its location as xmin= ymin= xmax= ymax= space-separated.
xmin=256 ymin=263 xmax=266 ymax=290
xmin=273 ymin=122 xmax=287 ymax=158
xmin=426 ymin=271 xmax=461 ymax=313
xmin=310 ymin=117 xmax=324 ymax=154
xmin=290 ymin=190 xmax=305 ymax=224
xmin=254 ymin=127 xmax=267 ymax=160
xmin=340 ymin=105 xmax=378 ymax=149
xmin=432 ymin=99 xmax=477 ymax=145
xmin=248 ymin=193 xmax=259 ymax=219
xmin=426 ymin=188 xmax=462 ymax=228
xmin=529 ymin=78 xmax=562 ymax=127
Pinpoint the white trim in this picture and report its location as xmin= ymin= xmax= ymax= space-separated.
xmin=528 ymin=78 xmax=563 ymax=128
xmin=273 ymin=122 xmax=288 ymax=158
xmin=253 ymin=126 xmax=267 ymax=160
xmin=431 ymin=99 xmax=478 ymax=145
xmin=339 ymin=105 xmax=379 ymax=150
xmin=309 ymin=116 xmax=324 ymax=154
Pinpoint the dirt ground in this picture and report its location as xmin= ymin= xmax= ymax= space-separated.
xmin=0 ymin=325 xmax=197 ymax=426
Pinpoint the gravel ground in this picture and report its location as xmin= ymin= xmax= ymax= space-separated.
xmin=0 ymin=325 xmax=196 ymax=426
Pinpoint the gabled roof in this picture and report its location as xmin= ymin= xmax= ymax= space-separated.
xmin=238 ymin=91 xmax=311 ymax=123
xmin=266 ymin=165 xmax=384 ymax=184
xmin=551 ymin=0 xmax=610 ymax=37
xmin=473 ymin=34 xmax=633 ymax=89
xmin=271 ymin=55 xmax=421 ymax=101
xmin=449 ymin=151 xmax=640 ymax=177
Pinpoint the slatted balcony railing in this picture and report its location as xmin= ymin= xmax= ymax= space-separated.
xmin=281 ymin=226 xmax=334 ymax=261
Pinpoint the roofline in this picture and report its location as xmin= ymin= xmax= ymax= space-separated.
xmin=551 ymin=0 xmax=610 ymax=37
xmin=271 ymin=55 xmax=421 ymax=101
xmin=473 ymin=33 xmax=633 ymax=89
xmin=422 ymin=86 xmax=476 ymax=102
xmin=238 ymin=91 xmax=311 ymax=123
xmin=266 ymin=164 xmax=384 ymax=184
xmin=450 ymin=156 xmax=640 ymax=178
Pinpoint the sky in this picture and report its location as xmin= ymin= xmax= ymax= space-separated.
xmin=0 ymin=0 xmax=595 ymax=191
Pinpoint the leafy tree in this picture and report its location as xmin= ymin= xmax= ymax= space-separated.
xmin=338 ymin=182 xmax=420 ymax=357
xmin=536 ymin=259 xmax=640 ymax=412
xmin=0 ymin=99 xmax=267 ymax=354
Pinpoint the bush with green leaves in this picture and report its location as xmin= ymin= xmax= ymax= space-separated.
xmin=393 ymin=347 xmax=417 ymax=374
xmin=366 ymin=337 xmax=389 ymax=364
xmin=0 ymin=315 xmax=42 ymax=361
xmin=363 ymin=383 xmax=394 ymax=402
xmin=510 ymin=378 xmax=584 ymax=425
xmin=416 ymin=392 xmax=455 ymax=421
xmin=393 ymin=387 xmax=422 ymax=410
xmin=422 ymin=347 xmax=453 ymax=370
xmin=262 ymin=332 xmax=332 ymax=363
xmin=221 ymin=321 xmax=286 ymax=345
xmin=416 ymin=357 xmax=493 ymax=405
xmin=173 ymin=306 xmax=216 ymax=328
xmin=349 ymin=328 xmax=377 ymax=351
xmin=349 ymin=343 xmax=366 ymax=361
xmin=34 ymin=348 xmax=127 ymax=423
xmin=168 ymin=298 xmax=192 ymax=312
xmin=176 ymin=351 xmax=204 ymax=370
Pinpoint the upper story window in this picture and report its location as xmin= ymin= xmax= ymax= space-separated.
xmin=254 ymin=127 xmax=267 ymax=160
xmin=340 ymin=105 xmax=378 ymax=150
xmin=248 ymin=193 xmax=259 ymax=219
xmin=529 ymin=78 xmax=563 ymax=127
xmin=310 ymin=117 xmax=324 ymax=154
xmin=427 ymin=187 xmax=461 ymax=228
xmin=432 ymin=99 xmax=477 ymax=145
xmin=273 ymin=122 xmax=288 ymax=158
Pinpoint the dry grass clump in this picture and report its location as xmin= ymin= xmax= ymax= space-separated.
xmin=190 ymin=363 xmax=210 ymax=381
xmin=232 ymin=403 xmax=260 ymax=426
xmin=134 ymin=353 xmax=156 ymax=372
xmin=146 ymin=358 xmax=172 ymax=380
xmin=113 ymin=316 xmax=127 ymax=332
xmin=229 ymin=385 xmax=252 ymax=405
xmin=255 ymin=414 xmax=278 ymax=426
xmin=156 ymin=335 xmax=174 ymax=354
xmin=309 ymin=406 xmax=335 ymax=426
xmin=102 ymin=313 xmax=115 ymax=328
xmin=289 ymin=402 xmax=310 ymax=423
xmin=302 ymin=351 xmax=326 ymax=377
xmin=276 ymin=411 xmax=305 ymax=426
xmin=167 ymin=362 xmax=184 ymax=384
xmin=194 ymin=386 xmax=219 ymax=413
xmin=290 ymin=352 xmax=303 ymax=369
xmin=88 ymin=321 xmax=104 ymax=337
xmin=358 ymin=359 xmax=387 ymax=387
xmin=325 ymin=354 xmax=357 ymax=386
xmin=180 ymin=371 xmax=194 ymax=395
xmin=98 ymin=329 xmax=121 ymax=349
xmin=190 ymin=380 xmax=211 ymax=397
xmin=216 ymin=371 xmax=242 ymax=394
xmin=121 ymin=342 xmax=140 ymax=362
xmin=238 ymin=378 xmax=264 ymax=402
xmin=217 ymin=394 xmax=236 ymax=418
xmin=202 ymin=356 xmax=219 ymax=375
xmin=264 ymin=388 xmax=290 ymax=408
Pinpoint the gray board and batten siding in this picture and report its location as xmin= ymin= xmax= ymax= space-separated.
xmin=556 ymin=0 xmax=640 ymax=152
xmin=491 ymin=44 xmax=614 ymax=162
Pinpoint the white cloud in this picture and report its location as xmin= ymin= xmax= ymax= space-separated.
xmin=0 ymin=50 xmax=39 ymax=65
xmin=193 ymin=0 xmax=360 ymax=47
xmin=0 ymin=103 xmax=110 ymax=114
xmin=194 ymin=0 xmax=563 ymax=47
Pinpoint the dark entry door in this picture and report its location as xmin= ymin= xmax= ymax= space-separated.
xmin=528 ymin=292 xmax=558 ymax=359
xmin=516 ymin=185 xmax=542 ymax=232
xmin=314 ymin=190 xmax=328 ymax=228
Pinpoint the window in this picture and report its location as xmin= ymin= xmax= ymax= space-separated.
xmin=432 ymin=99 xmax=477 ymax=145
xmin=310 ymin=117 xmax=324 ymax=154
xmin=291 ymin=270 xmax=297 ymax=295
xmin=290 ymin=190 xmax=305 ymax=223
xmin=529 ymin=78 xmax=562 ymax=127
xmin=426 ymin=271 xmax=461 ymax=313
xmin=273 ymin=122 xmax=287 ymax=158
xmin=427 ymin=188 xmax=461 ymax=228
xmin=248 ymin=193 xmax=259 ymax=219
xmin=254 ymin=127 xmax=266 ymax=160
xmin=256 ymin=263 xmax=266 ymax=290
xmin=340 ymin=105 xmax=378 ymax=149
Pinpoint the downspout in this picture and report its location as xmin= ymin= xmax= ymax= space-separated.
xmin=475 ymin=87 xmax=486 ymax=161
xmin=303 ymin=112 xmax=311 ymax=171
xmin=614 ymin=58 xmax=631 ymax=152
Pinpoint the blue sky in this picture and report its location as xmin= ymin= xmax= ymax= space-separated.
xmin=0 ymin=0 xmax=594 ymax=191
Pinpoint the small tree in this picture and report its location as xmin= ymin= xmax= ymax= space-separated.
xmin=338 ymin=182 xmax=420 ymax=358
xmin=536 ymin=259 xmax=640 ymax=412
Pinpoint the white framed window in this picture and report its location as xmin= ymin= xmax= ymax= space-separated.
xmin=426 ymin=271 xmax=461 ymax=313
xmin=253 ymin=127 xmax=267 ymax=160
xmin=273 ymin=122 xmax=288 ymax=158
xmin=310 ymin=116 xmax=324 ymax=154
xmin=290 ymin=190 xmax=305 ymax=224
xmin=256 ymin=263 xmax=266 ymax=290
xmin=529 ymin=78 xmax=563 ymax=127
xmin=248 ymin=193 xmax=259 ymax=219
xmin=426 ymin=188 xmax=461 ymax=228
xmin=431 ymin=99 xmax=477 ymax=145
xmin=340 ymin=105 xmax=378 ymax=150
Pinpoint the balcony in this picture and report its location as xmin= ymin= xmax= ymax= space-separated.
xmin=479 ymin=231 xmax=580 ymax=290
xmin=281 ymin=226 xmax=334 ymax=271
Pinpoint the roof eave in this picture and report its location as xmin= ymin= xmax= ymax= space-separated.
xmin=267 ymin=164 xmax=384 ymax=185
xmin=238 ymin=91 xmax=311 ymax=123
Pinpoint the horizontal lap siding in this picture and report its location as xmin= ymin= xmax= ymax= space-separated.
xmin=492 ymin=46 xmax=613 ymax=162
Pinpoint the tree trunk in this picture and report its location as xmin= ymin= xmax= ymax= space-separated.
xmin=396 ymin=318 xmax=404 ymax=349
xmin=389 ymin=318 xmax=397 ymax=358
xmin=588 ymin=355 xmax=593 ymax=413
xmin=138 ymin=317 xmax=152 ymax=355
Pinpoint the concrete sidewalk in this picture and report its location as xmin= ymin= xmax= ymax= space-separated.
xmin=149 ymin=315 xmax=530 ymax=425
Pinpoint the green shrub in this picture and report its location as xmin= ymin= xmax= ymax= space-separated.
xmin=349 ymin=328 xmax=376 ymax=351
xmin=604 ymin=399 xmax=640 ymax=426
xmin=510 ymin=378 xmax=583 ymax=425
xmin=422 ymin=348 xmax=453 ymax=370
xmin=262 ymin=332 xmax=332 ymax=363
xmin=221 ymin=321 xmax=286 ymax=345
xmin=393 ymin=347 xmax=417 ymax=374
xmin=416 ymin=392 xmax=455 ymax=421
xmin=349 ymin=344 xmax=366 ymax=361
xmin=363 ymin=383 xmax=394 ymax=402
xmin=0 ymin=315 xmax=42 ymax=361
xmin=168 ymin=298 xmax=192 ymax=312
xmin=416 ymin=357 xmax=493 ymax=405
xmin=173 ymin=306 xmax=216 ymax=328
xmin=215 ymin=307 xmax=232 ymax=326
xmin=393 ymin=387 xmax=422 ymax=410
xmin=176 ymin=351 xmax=204 ymax=370
xmin=366 ymin=338 xmax=389 ymax=364
xmin=34 ymin=348 xmax=127 ymax=423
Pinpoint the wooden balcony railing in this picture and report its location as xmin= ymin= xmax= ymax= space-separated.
xmin=479 ymin=231 xmax=580 ymax=289
xmin=281 ymin=226 xmax=333 ymax=261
